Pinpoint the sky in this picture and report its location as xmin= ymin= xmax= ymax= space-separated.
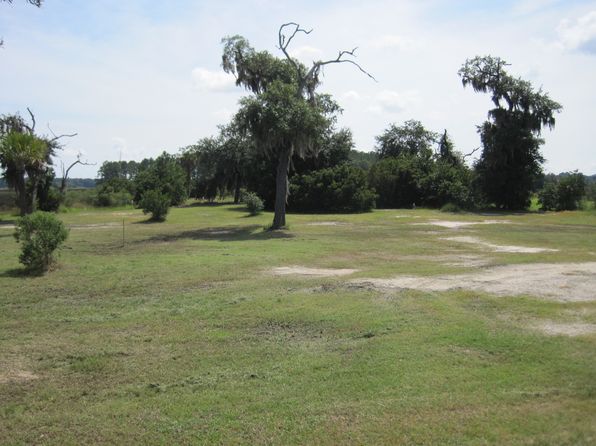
xmin=1 ymin=0 xmax=596 ymax=178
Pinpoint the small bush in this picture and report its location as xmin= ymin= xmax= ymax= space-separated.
xmin=14 ymin=211 xmax=69 ymax=273
xmin=139 ymin=189 xmax=170 ymax=221
xmin=440 ymin=202 xmax=462 ymax=213
xmin=243 ymin=192 xmax=264 ymax=216
xmin=539 ymin=172 xmax=585 ymax=211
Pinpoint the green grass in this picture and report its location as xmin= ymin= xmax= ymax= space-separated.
xmin=1 ymin=203 xmax=595 ymax=445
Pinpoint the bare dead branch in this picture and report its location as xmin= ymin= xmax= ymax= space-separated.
xmin=60 ymin=152 xmax=96 ymax=193
xmin=21 ymin=107 xmax=36 ymax=133
xmin=47 ymin=123 xmax=77 ymax=142
xmin=278 ymin=22 xmax=312 ymax=73
xmin=463 ymin=147 xmax=481 ymax=160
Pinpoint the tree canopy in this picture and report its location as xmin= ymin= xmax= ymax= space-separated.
xmin=459 ymin=56 xmax=562 ymax=210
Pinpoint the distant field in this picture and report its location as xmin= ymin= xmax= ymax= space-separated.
xmin=1 ymin=203 xmax=595 ymax=445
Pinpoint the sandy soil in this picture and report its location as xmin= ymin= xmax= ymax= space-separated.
xmin=413 ymin=219 xmax=512 ymax=229
xmin=0 ymin=369 xmax=38 ymax=384
xmin=441 ymin=236 xmax=559 ymax=253
xmin=271 ymin=266 xmax=359 ymax=277
xmin=350 ymin=262 xmax=596 ymax=302
xmin=533 ymin=321 xmax=596 ymax=336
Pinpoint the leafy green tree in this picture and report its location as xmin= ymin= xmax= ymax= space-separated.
xmin=459 ymin=56 xmax=562 ymax=210
xmin=223 ymin=23 xmax=374 ymax=229
xmin=539 ymin=171 xmax=585 ymax=211
xmin=0 ymin=131 xmax=48 ymax=215
xmin=133 ymin=152 xmax=187 ymax=206
xmin=139 ymin=189 xmax=170 ymax=221
xmin=376 ymin=120 xmax=438 ymax=159
xmin=14 ymin=210 xmax=68 ymax=273
xmin=290 ymin=164 xmax=376 ymax=213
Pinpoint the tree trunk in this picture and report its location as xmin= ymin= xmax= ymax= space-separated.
xmin=14 ymin=173 xmax=28 ymax=216
xmin=233 ymin=173 xmax=241 ymax=204
xmin=272 ymin=147 xmax=292 ymax=229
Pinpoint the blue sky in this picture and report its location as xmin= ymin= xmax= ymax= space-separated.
xmin=2 ymin=0 xmax=596 ymax=177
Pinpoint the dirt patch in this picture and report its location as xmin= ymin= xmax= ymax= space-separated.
xmin=70 ymin=223 xmax=121 ymax=229
xmin=0 ymin=369 xmax=39 ymax=384
xmin=0 ymin=224 xmax=15 ymax=230
xmin=271 ymin=266 xmax=358 ymax=277
xmin=350 ymin=262 xmax=596 ymax=302
xmin=413 ymin=219 xmax=511 ymax=229
xmin=533 ymin=321 xmax=596 ymax=337
xmin=206 ymin=230 xmax=233 ymax=235
xmin=400 ymin=254 xmax=491 ymax=268
xmin=441 ymin=236 xmax=558 ymax=253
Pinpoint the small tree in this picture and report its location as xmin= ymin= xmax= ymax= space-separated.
xmin=539 ymin=171 xmax=585 ymax=211
xmin=14 ymin=211 xmax=68 ymax=273
xmin=139 ymin=189 xmax=170 ymax=222
xmin=242 ymin=192 xmax=264 ymax=216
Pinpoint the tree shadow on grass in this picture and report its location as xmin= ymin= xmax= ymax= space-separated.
xmin=0 ymin=268 xmax=34 ymax=278
xmin=142 ymin=225 xmax=294 ymax=243
xmin=180 ymin=201 xmax=236 ymax=208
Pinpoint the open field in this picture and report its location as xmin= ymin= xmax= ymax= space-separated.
xmin=1 ymin=204 xmax=595 ymax=444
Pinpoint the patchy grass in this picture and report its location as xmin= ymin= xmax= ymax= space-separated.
xmin=1 ymin=203 xmax=595 ymax=444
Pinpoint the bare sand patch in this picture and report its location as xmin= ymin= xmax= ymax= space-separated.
xmin=70 ymin=223 xmax=122 ymax=229
xmin=413 ymin=219 xmax=511 ymax=229
xmin=533 ymin=321 xmax=596 ymax=337
xmin=271 ymin=266 xmax=358 ymax=277
xmin=402 ymin=254 xmax=491 ymax=268
xmin=0 ymin=369 xmax=38 ymax=384
xmin=441 ymin=236 xmax=558 ymax=253
xmin=350 ymin=262 xmax=596 ymax=302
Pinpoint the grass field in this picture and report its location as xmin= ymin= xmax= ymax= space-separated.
xmin=1 ymin=203 xmax=595 ymax=445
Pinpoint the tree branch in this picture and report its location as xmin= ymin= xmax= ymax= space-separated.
xmin=278 ymin=22 xmax=312 ymax=73
xmin=306 ymin=47 xmax=377 ymax=83
xmin=463 ymin=147 xmax=481 ymax=160
xmin=47 ymin=123 xmax=77 ymax=142
xmin=24 ymin=107 xmax=36 ymax=133
xmin=60 ymin=153 xmax=95 ymax=193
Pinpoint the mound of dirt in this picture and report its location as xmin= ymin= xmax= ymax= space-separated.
xmin=441 ymin=236 xmax=558 ymax=253
xmin=271 ymin=266 xmax=358 ymax=277
xmin=350 ymin=262 xmax=596 ymax=302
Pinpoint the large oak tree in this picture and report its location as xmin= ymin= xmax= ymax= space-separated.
xmin=222 ymin=23 xmax=374 ymax=229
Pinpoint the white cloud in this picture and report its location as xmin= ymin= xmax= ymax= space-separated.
xmin=191 ymin=67 xmax=236 ymax=91
xmin=370 ymin=34 xmax=418 ymax=51
xmin=556 ymin=11 xmax=596 ymax=54
xmin=342 ymin=90 xmax=361 ymax=101
xmin=290 ymin=45 xmax=324 ymax=61
xmin=374 ymin=90 xmax=420 ymax=114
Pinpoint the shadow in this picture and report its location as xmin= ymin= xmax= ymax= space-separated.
xmin=180 ymin=201 xmax=237 ymax=208
xmin=0 ymin=219 xmax=16 ymax=227
xmin=132 ymin=219 xmax=166 ymax=225
xmin=0 ymin=268 xmax=32 ymax=278
xmin=141 ymin=225 xmax=294 ymax=244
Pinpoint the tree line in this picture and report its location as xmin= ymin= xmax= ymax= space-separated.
xmin=1 ymin=24 xmax=593 ymax=227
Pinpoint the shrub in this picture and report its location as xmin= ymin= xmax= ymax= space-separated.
xmin=14 ymin=211 xmax=68 ymax=273
xmin=539 ymin=172 xmax=585 ymax=211
xmin=243 ymin=191 xmax=264 ymax=216
xmin=290 ymin=165 xmax=376 ymax=213
xmin=440 ymin=202 xmax=462 ymax=213
xmin=139 ymin=189 xmax=170 ymax=221
xmin=93 ymin=186 xmax=133 ymax=207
